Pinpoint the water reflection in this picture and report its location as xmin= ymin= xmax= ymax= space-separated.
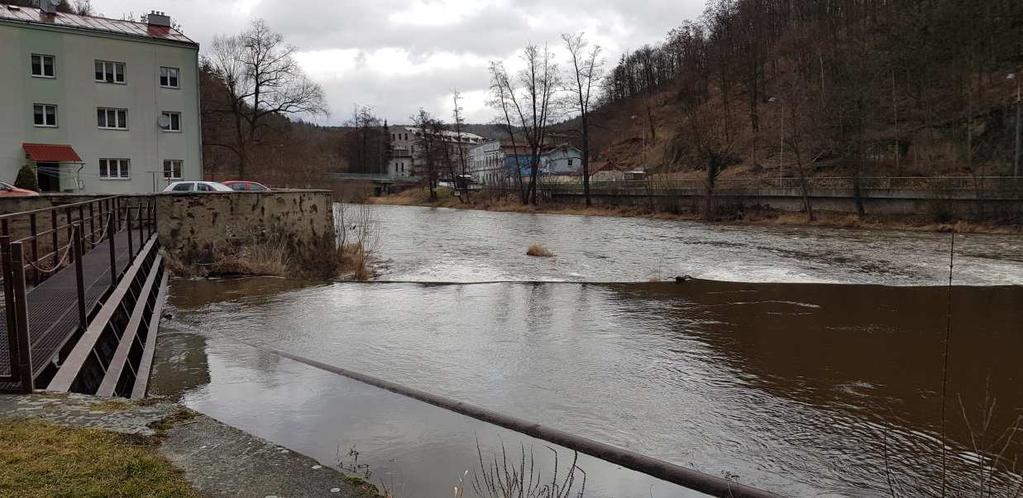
xmin=153 ymin=277 xmax=1023 ymax=496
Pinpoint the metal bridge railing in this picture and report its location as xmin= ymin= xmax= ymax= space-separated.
xmin=0 ymin=196 xmax=157 ymax=392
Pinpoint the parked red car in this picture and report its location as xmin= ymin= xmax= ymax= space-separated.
xmin=0 ymin=181 xmax=39 ymax=196
xmin=221 ymin=180 xmax=270 ymax=192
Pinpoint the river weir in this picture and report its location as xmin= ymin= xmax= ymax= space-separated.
xmin=152 ymin=205 xmax=1023 ymax=497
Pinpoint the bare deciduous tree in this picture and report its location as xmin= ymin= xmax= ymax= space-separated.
xmin=488 ymin=45 xmax=561 ymax=205
xmin=451 ymin=89 xmax=470 ymax=201
xmin=342 ymin=105 xmax=390 ymax=175
xmin=205 ymin=19 xmax=327 ymax=178
xmin=562 ymin=32 xmax=604 ymax=207
xmin=411 ymin=109 xmax=445 ymax=201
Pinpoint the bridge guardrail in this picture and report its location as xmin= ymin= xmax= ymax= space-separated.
xmin=0 ymin=196 xmax=157 ymax=392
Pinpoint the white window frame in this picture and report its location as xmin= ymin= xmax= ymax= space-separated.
xmin=95 ymin=60 xmax=126 ymax=84
xmin=33 ymin=103 xmax=57 ymax=127
xmin=161 ymin=111 xmax=181 ymax=132
xmin=31 ymin=54 xmax=55 ymax=78
xmin=97 ymin=108 xmax=129 ymax=130
xmin=163 ymin=159 xmax=183 ymax=180
xmin=159 ymin=66 xmax=180 ymax=88
xmin=99 ymin=158 xmax=131 ymax=180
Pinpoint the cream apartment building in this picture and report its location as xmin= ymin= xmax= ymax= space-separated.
xmin=0 ymin=3 xmax=201 ymax=193
xmin=388 ymin=126 xmax=485 ymax=179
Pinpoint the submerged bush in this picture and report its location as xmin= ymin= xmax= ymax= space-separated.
xmin=526 ymin=244 xmax=554 ymax=257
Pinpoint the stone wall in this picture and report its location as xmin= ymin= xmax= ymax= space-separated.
xmin=154 ymin=190 xmax=336 ymax=277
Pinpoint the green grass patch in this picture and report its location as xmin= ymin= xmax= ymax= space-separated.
xmin=88 ymin=399 xmax=132 ymax=413
xmin=0 ymin=418 xmax=198 ymax=497
xmin=147 ymin=407 xmax=198 ymax=437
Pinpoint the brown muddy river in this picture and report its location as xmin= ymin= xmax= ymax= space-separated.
xmin=152 ymin=205 xmax=1023 ymax=497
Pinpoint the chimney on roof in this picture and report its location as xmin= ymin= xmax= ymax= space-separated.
xmin=38 ymin=0 xmax=58 ymax=14
xmin=146 ymin=11 xmax=171 ymax=27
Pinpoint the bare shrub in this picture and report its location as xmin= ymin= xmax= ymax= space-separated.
xmin=526 ymin=244 xmax=554 ymax=257
xmin=165 ymin=226 xmax=296 ymax=277
xmin=471 ymin=441 xmax=585 ymax=498
xmin=232 ymin=234 xmax=291 ymax=276
xmin=334 ymin=203 xmax=379 ymax=280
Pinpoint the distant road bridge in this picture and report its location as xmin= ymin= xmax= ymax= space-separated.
xmin=330 ymin=172 xmax=420 ymax=196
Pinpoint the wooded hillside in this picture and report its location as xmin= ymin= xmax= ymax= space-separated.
xmin=587 ymin=0 xmax=1023 ymax=180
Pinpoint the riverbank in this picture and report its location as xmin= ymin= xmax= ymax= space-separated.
xmin=368 ymin=188 xmax=1023 ymax=234
xmin=0 ymin=393 xmax=378 ymax=497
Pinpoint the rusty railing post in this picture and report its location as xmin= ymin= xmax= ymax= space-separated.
xmin=88 ymin=201 xmax=96 ymax=247
xmin=10 ymin=242 xmax=34 ymax=393
xmin=1 ymin=236 xmax=20 ymax=385
xmin=50 ymin=209 xmax=58 ymax=268
xmin=108 ymin=208 xmax=117 ymax=289
xmin=77 ymin=204 xmax=85 ymax=248
xmin=65 ymin=207 xmax=73 ymax=263
xmin=112 ymin=197 xmax=120 ymax=232
xmin=126 ymin=204 xmax=134 ymax=260
xmin=73 ymin=223 xmax=86 ymax=331
xmin=137 ymin=203 xmax=144 ymax=248
xmin=29 ymin=213 xmax=39 ymax=286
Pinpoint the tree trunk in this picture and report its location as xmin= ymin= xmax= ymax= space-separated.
xmin=581 ymin=114 xmax=591 ymax=207
xmin=703 ymin=182 xmax=714 ymax=221
xmin=234 ymin=111 xmax=247 ymax=179
xmin=853 ymin=171 xmax=866 ymax=217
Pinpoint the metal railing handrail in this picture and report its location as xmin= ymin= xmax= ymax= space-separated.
xmin=0 ymin=195 xmax=159 ymax=392
xmin=0 ymin=195 xmax=118 ymax=221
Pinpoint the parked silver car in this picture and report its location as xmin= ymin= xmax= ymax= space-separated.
xmin=162 ymin=181 xmax=234 ymax=193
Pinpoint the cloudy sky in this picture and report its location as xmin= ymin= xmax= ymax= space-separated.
xmin=94 ymin=0 xmax=705 ymax=124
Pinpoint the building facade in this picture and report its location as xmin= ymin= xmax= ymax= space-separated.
xmin=468 ymin=140 xmax=503 ymax=185
xmin=388 ymin=126 xmax=485 ymax=179
xmin=468 ymin=142 xmax=584 ymax=185
xmin=0 ymin=4 xmax=201 ymax=193
xmin=540 ymin=145 xmax=582 ymax=175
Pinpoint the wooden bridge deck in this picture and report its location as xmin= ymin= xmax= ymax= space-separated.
xmin=0 ymin=230 xmax=133 ymax=390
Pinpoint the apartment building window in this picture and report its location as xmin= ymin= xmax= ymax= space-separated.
xmin=99 ymin=158 xmax=130 ymax=179
xmin=160 ymin=111 xmax=181 ymax=132
xmin=163 ymin=160 xmax=182 ymax=179
xmin=33 ymin=104 xmax=57 ymax=127
xmin=31 ymin=54 xmax=55 ymax=78
xmin=95 ymin=60 xmax=126 ymax=84
xmin=97 ymin=108 xmax=128 ymax=129
xmin=160 ymin=66 xmax=179 ymax=88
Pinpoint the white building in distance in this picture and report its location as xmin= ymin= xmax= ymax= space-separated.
xmin=468 ymin=140 xmax=504 ymax=185
xmin=468 ymin=142 xmax=584 ymax=185
xmin=0 ymin=2 xmax=201 ymax=193
xmin=388 ymin=126 xmax=485 ymax=179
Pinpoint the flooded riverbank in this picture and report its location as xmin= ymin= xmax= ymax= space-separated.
xmin=152 ymin=206 xmax=1022 ymax=496
xmin=367 ymin=204 xmax=1023 ymax=285
xmin=153 ymin=276 xmax=1022 ymax=496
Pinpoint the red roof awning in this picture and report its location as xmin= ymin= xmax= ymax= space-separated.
xmin=22 ymin=143 xmax=82 ymax=163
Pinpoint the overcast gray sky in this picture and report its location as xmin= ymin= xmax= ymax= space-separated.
xmin=94 ymin=0 xmax=705 ymax=124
